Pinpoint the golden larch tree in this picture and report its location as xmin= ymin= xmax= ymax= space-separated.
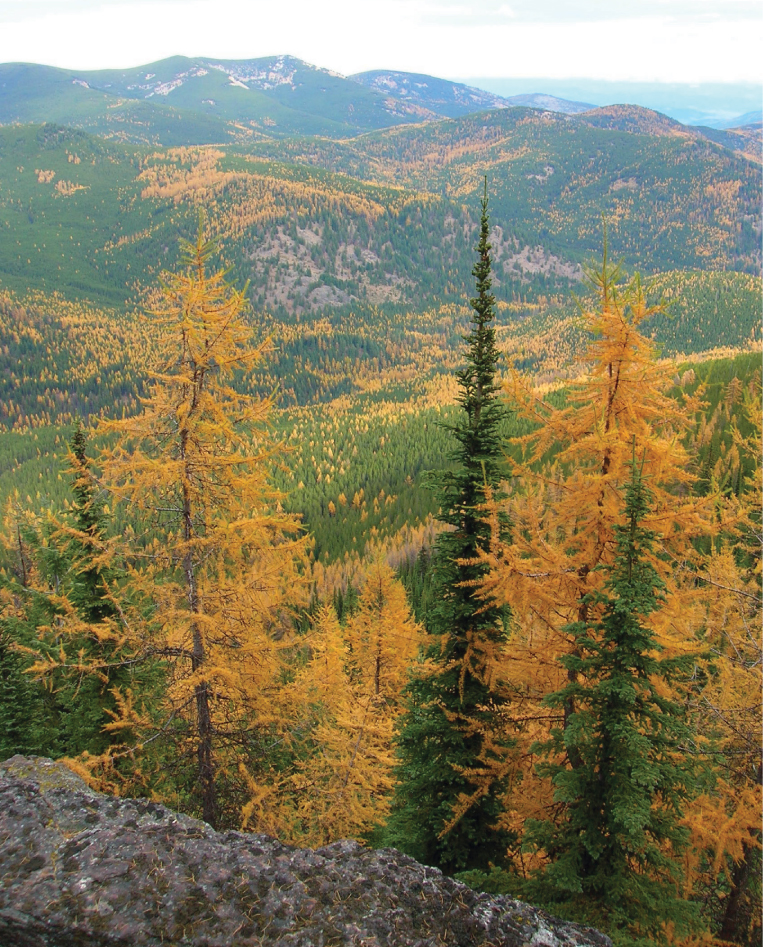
xmin=482 ymin=248 xmax=713 ymax=856
xmin=256 ymin=559 xmax=425 ymax=847
xmin=345 ymin=556 xmax=424 ymax=702
xmin=96 ymin=228 xmax=307 ymax=827
xmin=682 ymin=382 xmax=762 ymax=943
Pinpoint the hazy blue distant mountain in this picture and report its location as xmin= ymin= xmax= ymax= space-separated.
xmin=501 ymin=93 xmax=594 ymax=114
xmin=350 ymin=70 xmax=510 ymax=117
xmin=463 ymin=77 xmax=762 ymax=127
xmin=350 ymin=70 xmax=593 ymax=117
xmin=707 ymin=110 xmax=762 ymax=130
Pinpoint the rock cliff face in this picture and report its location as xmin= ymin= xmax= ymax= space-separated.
xmin=0 ymin=756 xmax=611 ymax=947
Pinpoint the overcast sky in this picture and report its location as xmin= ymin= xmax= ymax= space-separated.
xmin=0 ymin=0 xmax=761 ymax=84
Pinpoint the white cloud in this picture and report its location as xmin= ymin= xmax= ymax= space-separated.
xmin=0 ymin=0 xmax=760 ymax=83
xmin=392 ymin=0 xmax=763 ymax=23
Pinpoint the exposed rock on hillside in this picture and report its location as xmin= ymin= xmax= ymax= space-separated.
xmin=0 ymin=756 xmax=611 ymax=947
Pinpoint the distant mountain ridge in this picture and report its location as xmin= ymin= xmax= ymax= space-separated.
xmin=0 ymin=56 xmax=440 ymax=142
xmin=349 ymin=70 xmax=594 ymax=117
xmin=502 ymin=92 xmax=595 ymax=114
xmin=698 ymin=110 xmax=762 ymax=130
xmin=0 ymin=55 xmax=759 ymax=163
xmin=74 ymin=55 xmax=439 ymax=127
xmin=348 ymin=70 xmax=509 ymax=118
xmin=1 ymin=55 xmax=599 ymax=145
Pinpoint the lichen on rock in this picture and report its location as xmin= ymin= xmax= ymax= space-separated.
xmin=0 ymin=756 xmax=612 ymax=947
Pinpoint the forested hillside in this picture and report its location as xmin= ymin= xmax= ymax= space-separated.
xmin=1 ymin=235 xmax=759 ymax=946
xmin=1 ymin=111 xmax=760 ymax=314
xmin=348 ymin=69 xmax=532 ymax=117
xmin=249 ymin=106 xmax=761 ymax=274
xmin=1 ymin=103 xmax=760 ymax=560
xmin=0 ymin=67 xmax=761 ymax=947
xmin=0 ymin=56 xmax=441 ymax=143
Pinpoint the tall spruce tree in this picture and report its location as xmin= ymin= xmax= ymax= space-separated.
xmin=64 ymin=422 xmax=118 ymax=625
xmin=51 ymin=423 xmax=126 ymax=756
xmin=386 ymin=182 xmax=514 ymax=873
xmin=0 ymin=628 xmax=58 ymax=761
xmin=527 ymin=458 xmax=699 ymax=937
xmin=1 ymin=425 xmax=128 ymax=759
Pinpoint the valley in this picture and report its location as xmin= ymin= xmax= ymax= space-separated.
xmin=0 ymin=89 xmax=760 ymax=559
xmin=0 ymin=52 xmax=761 ymax=946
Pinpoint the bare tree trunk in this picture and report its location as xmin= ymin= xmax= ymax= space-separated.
xmin=719 ymin=761 xmax=762 ymax=943
xmin=17 ymin=527 xmax=28 ymax=587
xmin=181 ymin=424 xmax=216 ymax=830
xmin=719 ymin=840 xmax=758 ymax=943
xmin=564 ymin=566 xmax=590 ymax=771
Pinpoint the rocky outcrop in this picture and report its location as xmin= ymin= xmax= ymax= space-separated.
xmin=0 ymin=756 xmax=611 ymax=947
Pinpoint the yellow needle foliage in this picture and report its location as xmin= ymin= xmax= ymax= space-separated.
xmin=680 ymin=386 xmax=762 ymax=943
xmin=137 ymin=149 xmax=404 ymax=241
xmin=94 ymin=227 xmax=308 ymax=827
xmin=482 ymin=250 xmax=715 ymax=847
xmin=344 ymin=557 xmax=425 ymax=701
xmin=249 ymin=559 xmax=425 ymax=847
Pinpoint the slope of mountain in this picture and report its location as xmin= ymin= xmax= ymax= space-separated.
xmin=80 ymin=56 xmax=438 ymax=131
xmin=350 ymin=70 xmax=511 ymax=118
xmin=1 ymin=57 xmax=600 ymax=147
xmin=706 ymin=110 xmax=762 ymax=130
xmin=0 ymin=123 xmax=484 ymax=311
xmin=2 ymin=110 xmax=760 ymax=320
xmin=574 ymin=104 xmax=690 ymax=136
xmin=501 ymin=92 xmax=594 ymax=114
xmin=0 ymin=57 xmax=440 ymax=143
xmin=247 ymin=106 xmax=762 ymax=277
xmin=3 ymin=56 xmax=756 ymax=155
xmin=350 ymin=71 xmax=594 ymax=117
xmin=0 ymin=61 xmax=274 ymax=145
xmin=570 ymin=104 xmax=761 ymax=160
xmin=689 ymin=124 xmax=762 ymax=163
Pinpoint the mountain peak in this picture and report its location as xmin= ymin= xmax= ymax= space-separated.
xmin=503 ymin=92 xmax=594 ymax=114
xmin=350 ymin=69 xmax=511 ymax=118
xmin=577 ymin=104 xmax=689 ymax=136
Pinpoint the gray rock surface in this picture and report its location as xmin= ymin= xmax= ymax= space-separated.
xmin=0 ymin=756 xmax=611 ymax=947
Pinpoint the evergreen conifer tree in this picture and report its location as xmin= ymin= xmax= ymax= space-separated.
xmin=386 ymin=182 xmax=514 ymax=873
xmin=0 ymin=502 xmax=55 ymax=760
xmin=50 ymin=424 xmax=125 ymax=755
xmin=64 ymin=422 xmax=118 ymax=624
xmin=1 ymin=425 xmax=129 ymax=759
xmin=0 ymin=626 xmax=58 ymax=761
xmin=527 ymin=458 xmax=699 ymax=937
